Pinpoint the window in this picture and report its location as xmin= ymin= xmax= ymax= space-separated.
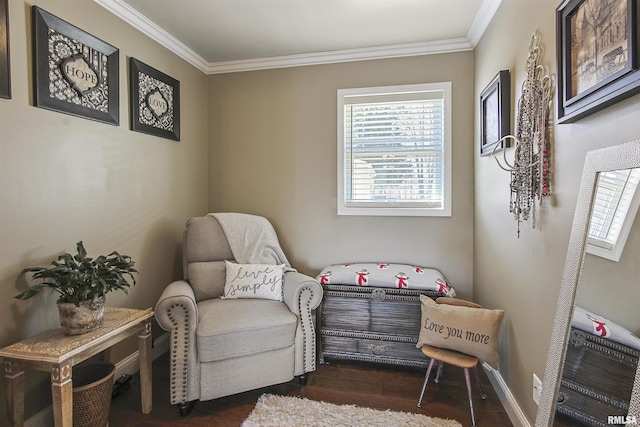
xmin=337 ymin=83 xmax=452 ymax=216
xmin=586 ymin=167 xmax=640 ymax=262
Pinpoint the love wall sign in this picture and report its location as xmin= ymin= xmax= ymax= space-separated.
xmin=130 ymin=58 xmax=180 ymax=141
xmin=416 ymin=295 xmax=504 ymax=369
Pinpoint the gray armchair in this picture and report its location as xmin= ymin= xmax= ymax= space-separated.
xmin=155 ymin=213 xmax=323 ymax=415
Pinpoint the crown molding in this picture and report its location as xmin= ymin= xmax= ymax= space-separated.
xmin=205 ymin=39 xmax=473 ymax=74
xmin=467 ymin=0 xmax=503 ymax=46
xmin=95 ymin=0 xmax=499 ymax=75
xmin=93 ymin=0 xmax=210 ymax=72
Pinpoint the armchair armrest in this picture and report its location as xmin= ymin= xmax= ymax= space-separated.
xmin=155 ymin=280 xmax=197 ymax=329
xmin=154 ymin=280 xmax=200 ymax=404
xmin=282 ymin=271 xmax=323 ymax=313
xmin=282 ymin=271 xmax=323 ymax=376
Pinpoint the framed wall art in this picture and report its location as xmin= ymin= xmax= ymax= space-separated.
xmin=480 ymin=70 xmax=510 ymax=156
xmin=557 ymin=0 xmax=640 ymax=123
xmin=32 ymin=6 xmax=119 ymax=124
xmin=0 ymin=0 xmax=10 ymax=99
xmin=130 ymin=58 xmax=180 ymax=141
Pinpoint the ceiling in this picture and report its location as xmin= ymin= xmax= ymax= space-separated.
xmin=94 ymin=0 xmax=502 ymax=74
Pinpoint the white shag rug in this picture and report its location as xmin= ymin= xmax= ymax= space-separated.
xmin=241 ymin=394 xmax=462 ymax=427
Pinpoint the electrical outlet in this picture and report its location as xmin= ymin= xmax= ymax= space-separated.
xmin=533 ymin=374 xmax=542 ymax=406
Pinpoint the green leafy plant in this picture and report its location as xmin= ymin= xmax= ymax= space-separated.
xmin=15 ymin=241 xmax=137 ymax=306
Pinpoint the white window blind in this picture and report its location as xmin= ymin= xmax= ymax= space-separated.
xmin=586 ymin=167 xmax=640 ymax=261
xmin=337 ymin=83 xmax=451 ymax=217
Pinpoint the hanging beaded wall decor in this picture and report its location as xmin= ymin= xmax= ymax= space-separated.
xmin=491 ymin=32 xmax=553 ymax=237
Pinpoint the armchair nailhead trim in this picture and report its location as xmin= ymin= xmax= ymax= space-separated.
xmin=299 ymin=286 xmax=318 ymax=373
xmin=167 ymin=303 xmax=191 ymax=404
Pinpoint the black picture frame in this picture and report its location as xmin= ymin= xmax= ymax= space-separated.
xmin=0 ymin=0 xmax=10 ymax=99
xmin=557 ymin=0 xmax=640 ymax=123
xmin=32 ymin=6 xmax=119 ymax=125
xmin=480 ymin=70 xmax=510 ymax=156
xmin=129 ymin=58 xmax=180 ymax=141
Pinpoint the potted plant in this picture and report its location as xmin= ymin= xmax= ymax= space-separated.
xmin=15 ymin=241 xmax=137 ymax=335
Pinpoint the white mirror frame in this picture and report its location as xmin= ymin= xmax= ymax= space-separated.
xmin=535 ymin=140 xmax=640 ymax=426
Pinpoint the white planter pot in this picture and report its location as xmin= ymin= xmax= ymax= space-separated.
xmin=57 ymin=296 xmax=105 ymax=335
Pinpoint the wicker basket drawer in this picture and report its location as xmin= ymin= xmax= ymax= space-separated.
xmin=556 ymin=327 xmax=639 ymax=426
xmin=320 ymin=329 xmax=427 ymax=368
xmin=557 ymin=382 xmax=628 ymax=427
xmin=321 ymin=297 xmax=423 ymax=336
xmin=562 ymin=328 xmax=638 ymax=402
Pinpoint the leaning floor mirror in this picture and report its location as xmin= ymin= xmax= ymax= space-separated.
xmin=536 ymin=140 xmax=640 ymax=426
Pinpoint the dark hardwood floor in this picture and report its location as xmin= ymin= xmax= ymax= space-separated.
xmin=109 ymin=352 xmax=513 ymax=426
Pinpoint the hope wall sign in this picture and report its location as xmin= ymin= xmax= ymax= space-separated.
xmin=32 ymin=6 xmax=119 ymax=125
xmin=61 ymin=55 xmax=99 ymax=94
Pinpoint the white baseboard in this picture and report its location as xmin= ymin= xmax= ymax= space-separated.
xmin=25 ymin=332 xmax=170 ymax=427
xmin=482 ymin=362 xmax=532 ymax=427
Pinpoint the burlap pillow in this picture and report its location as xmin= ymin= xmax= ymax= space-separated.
xmin=417 ymin=295 xmax=504 ymax=369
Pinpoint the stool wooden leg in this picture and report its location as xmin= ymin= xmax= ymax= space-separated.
xmin=417 ymin=358 xmax=436 ymax=408
xmin=464 ymin=368 xmax=477 ymax=427
xmin=473 ymin=366 xmax=487 ymax=399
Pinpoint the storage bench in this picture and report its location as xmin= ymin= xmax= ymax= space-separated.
xmin=315 ymin=263 xmax=456 ymax=368
xmin=317 ymin=284 xmax=447 ymax=368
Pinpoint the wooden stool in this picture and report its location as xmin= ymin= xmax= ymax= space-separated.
xmin=417 ymin=346 xmax=486 ymax=426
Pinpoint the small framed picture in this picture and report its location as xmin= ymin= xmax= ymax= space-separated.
xmin=129 ymin=58 xmax=180 ymax=141
xmin=32 ymin=6 xmax=119 ymax=124
xmin=0 ymin=0 xmax=10 ymax=99
xmin=480 ymin=70 xmax=510 ymax=156
xmin=557 ymin=0 xmax=640 ymax=123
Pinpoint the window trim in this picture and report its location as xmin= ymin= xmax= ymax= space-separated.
xmin=586 ymin=168 xmax=640 ymax=262
xmin=337 ymin=82 xmax=452 ymax=217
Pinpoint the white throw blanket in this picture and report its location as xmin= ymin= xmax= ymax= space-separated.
xmin=208 ymin=213 xmax=292 ymax=268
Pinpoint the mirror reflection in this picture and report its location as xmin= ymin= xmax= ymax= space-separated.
xmin=554 ymin=167 xmax=640 ymax=427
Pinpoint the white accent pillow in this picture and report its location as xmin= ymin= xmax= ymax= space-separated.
xmin=223 ymin=261 xmax=285 ymax=301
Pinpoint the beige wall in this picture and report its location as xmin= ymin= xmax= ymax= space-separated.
xmin=0 ymin=0 xmax=208 ymax=420
xmin=474 ymin=0 xmax=640 ymax=423
xmin=208 ymin=53 xmax=475 ymax=299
